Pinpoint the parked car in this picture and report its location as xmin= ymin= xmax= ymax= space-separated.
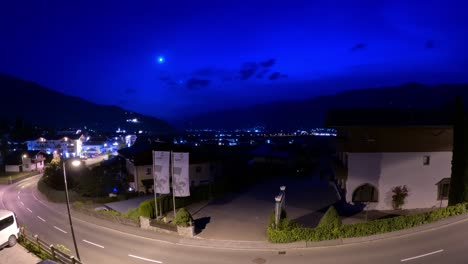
xmin=0 ymin=209 xmax=20 ymax=249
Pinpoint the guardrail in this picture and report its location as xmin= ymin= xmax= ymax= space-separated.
xmin=20 ymin=227 xmax=83 ymax=264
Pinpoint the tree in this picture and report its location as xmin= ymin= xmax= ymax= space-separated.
xmin=318 ymin=206 xmax=341 ymax=230
xmin=43 ymin=160 xmax=65 ymax=190
xmin=449 ymin=96 xmax=468 ymax=205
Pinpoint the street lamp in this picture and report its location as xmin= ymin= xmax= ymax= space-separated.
xmin=22 ymin=154 xmax=28 ymax=172
xmin=63 ymin=159 xmax=82 ymax=261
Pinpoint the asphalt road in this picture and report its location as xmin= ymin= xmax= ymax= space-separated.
xmin=1 ymin=175 xmax=467 ymax=264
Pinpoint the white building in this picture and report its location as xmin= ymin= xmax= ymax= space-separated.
xmin=329 ymin=109 xmax=453 ymax=210
xmin=119 ymin=146 xmax=221 ymax=193
xmin=26 ymin=135 xmax=84 ymax=158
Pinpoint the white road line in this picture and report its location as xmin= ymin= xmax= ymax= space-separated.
xmin=17 ymin=196 xmax=20 ymax=200
xmin=20 ymin=201 xmax=24 ymax=206
xmin=32 ymin=194 xmax=39 ymax=201
xmin=83 ymin=240 xmax=105 ymax=249
xmin=54 ymin=226 xmax=68 ymax=234
xmin=128 ymin=254 xmax=162 ymax=263
xmin=18 ymin=191 xmax=21 ymax=195
xmin=37 ymin=216 xmax=46 ymax=222
xmin=401 ymin=249 xmax=444 ymax=262
xmin=26 ymin=208 xmax=32 ymax=213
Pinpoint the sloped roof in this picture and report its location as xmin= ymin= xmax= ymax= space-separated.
xmin=326 ymin=108 xmax=453 ymax=127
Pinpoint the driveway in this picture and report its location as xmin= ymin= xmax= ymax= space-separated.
xmin=188 ymin=175 xmax=340 ymax=241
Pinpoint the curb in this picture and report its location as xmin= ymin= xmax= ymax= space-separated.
xmin=27 ymin=175 xmax=468 ymax=251
xmin=175 ymin=213 xmax=468 ymax=250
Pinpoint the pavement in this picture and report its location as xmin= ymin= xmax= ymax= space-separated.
xmin=4 ymin=175 xmax=468 ymax=263
xmin=0 ymin=244 xmax=41 ymax=264
xmin=106 ymin=175 xmax=340 ymax=241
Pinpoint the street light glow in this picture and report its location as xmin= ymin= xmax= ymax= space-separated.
xmin=71 ymin=160 xmax=81 ymax=167
xmin=23 ymin=154 xmax=27 ymax=158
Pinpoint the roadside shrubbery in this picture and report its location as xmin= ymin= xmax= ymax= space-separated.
xmin=174 ymin=208 xmax=193 ymax=227
xmin=138 ymin=185 xmax=212 ymax=219
xmin=268 ymin=203 xmax=468 ymax=243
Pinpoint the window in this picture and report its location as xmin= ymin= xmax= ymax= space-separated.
xmin=423 ymin=156 xmax=430 ymax=166
xmin=146 ymin=168 xmax=151 ymax=175
xmin=196 ymin=166 xmax=202 ymax=173
xmin=437 ymin=178 xmax=450 ymax=200
xmin=0 ymin=216 xmax=14 ymax=231
xmin=352 ymin=184 xmax=378 ymax=202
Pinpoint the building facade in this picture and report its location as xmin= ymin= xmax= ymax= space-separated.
xmin=26 ymin=135 xmax=84 ymax=158
xmin=329 ymin=109 xmax=453 ymax=210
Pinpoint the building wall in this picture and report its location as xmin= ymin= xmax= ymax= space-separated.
xmin=125 ymin=160 xmax=217 ymax=193
xmin=5 ymin=165 xmax=20 ymax=172
xmin=346 ymin=152 xmax=451 ymax=210
xmin=378 ymin=152 xmax=451 ymax=210
xmin=345 ymin=153 xmax=382 ymax=205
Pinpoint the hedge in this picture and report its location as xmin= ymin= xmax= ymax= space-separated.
xmin=268 ymin=203 xmax=468 ymax=243
xmin=139 ymin=185 xmax=212 ymax=219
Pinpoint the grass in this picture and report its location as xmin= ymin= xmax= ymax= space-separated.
xmin=0 ymin=171 xmax=38 ymax=183
xmin=37 ymin=177 xmax=82 ymax=203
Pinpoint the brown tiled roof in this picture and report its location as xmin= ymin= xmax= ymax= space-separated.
xmin=335 ymin=126 xmax=452 ymax=152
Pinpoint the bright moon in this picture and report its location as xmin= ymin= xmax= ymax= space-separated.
xmin=157 ymin=56 xmax=165 ymax=64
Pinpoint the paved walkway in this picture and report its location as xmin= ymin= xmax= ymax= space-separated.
xmin=0 ymin=244 xmax=41 ymax=264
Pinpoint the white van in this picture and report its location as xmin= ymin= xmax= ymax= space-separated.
xmin=0 ymin=209 xmax=20 ymax=248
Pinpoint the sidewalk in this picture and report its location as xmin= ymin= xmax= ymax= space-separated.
xmin=0 ymin=244 xmax=41 ymax=264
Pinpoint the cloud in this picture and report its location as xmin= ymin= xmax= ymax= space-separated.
xmin=239 ymin=62 xmax=259 ymax=80
xmin=159 ymin=76 xmax=171 ymax=81
xmin=186 ymin=78 xmax=211 ymax=90
xmin=268 ymin=72 xmax=281 ymax=80
xmin=124 ymin=88 xmax=137 ymax=94
xmin=256 ymin=68 xmax=270 ymax=78
xmin=260 ymin=58 xmax=276 ymax=67
xmin=193 ymin=68 xmax=216 ymax=76
xmin=425 ymin=40 xmax=434 ymax=49
xmin=351 ymin=43 xmax=366 ymax=51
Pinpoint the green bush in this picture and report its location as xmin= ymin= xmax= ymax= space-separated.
xmin=174 ymin=208 xmax=193 ymax=227
xmin=268 ymin=203 xmax=468 ymax=243
xmin=318 ymin=206 xmax=341 ymax=230
xmin=138 ymin=199 xmax=155 ymax=218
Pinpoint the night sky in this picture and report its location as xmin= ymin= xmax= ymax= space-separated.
xmin=1 ymin=1 xmax=468 ymax=121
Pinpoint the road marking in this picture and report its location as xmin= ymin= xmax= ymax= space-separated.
xmin=128 ymin=254 xmax=162 ymax=263
xmin=37 ymin=216 xmax=46 ymax=222
xmin=401 ymin=249 xmax=444 ymax=262
xmin=21 ymin=185 xmax=24 ymax=189
xmin=54 ymin=226 xmax=68 ymax=234
xmin=83 ymin=240 xmax=105 ymax=249
xmin=17 ymin=196 xmax=20 ymax=200
xmin=32 ymin=194 xmax=39 ymax=201
xmin=26 ymin=208 xmax=32 ymax=213
xmin=20 ymin=201 xmax=24 ymax=206
xmin=18 ymin=191 xmax=21 ymax=195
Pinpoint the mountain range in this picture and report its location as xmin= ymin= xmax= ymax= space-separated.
xmin=0 ymin=73 xmax=175 ymax=134
xmin=1 ymin=72 xmax=466 ymax=133
xmin=184 ymin=83 xmax=467 ymax=130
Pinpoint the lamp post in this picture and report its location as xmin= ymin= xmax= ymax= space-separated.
xmin=63 ymin=159 xmax=81 ymax=261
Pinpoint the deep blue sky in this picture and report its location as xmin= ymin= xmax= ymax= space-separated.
xmin=1 ymin=0 xmax=468 ymax=121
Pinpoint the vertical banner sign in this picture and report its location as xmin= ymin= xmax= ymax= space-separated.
xmin=172 ymin=152 xmax=190 ymax=197
xmin=153 ymin=151 xmax=170 ymax=194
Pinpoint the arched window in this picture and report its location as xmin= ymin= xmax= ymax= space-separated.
xmin=352 ymin=184 xmax=378 ymax=202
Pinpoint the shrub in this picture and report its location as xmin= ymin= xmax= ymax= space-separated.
xmin=174 ymin=208 xmax=193 ymax=227
xmin=392 ymin=185 xmax=409 ymax=210
xmin=318 ymin=206 xmax=342 ymax=230
xmin=267 ymin=203 xmax=468 ymax=243
xmin=138 ymin=199 xmax=155 ymax=218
